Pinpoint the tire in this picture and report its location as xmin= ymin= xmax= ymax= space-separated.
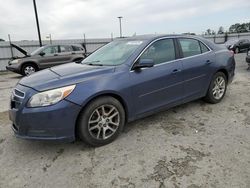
xmin=77 ymin=96 xmax=125 ymax=146
xmin=204 ymin=72 xmax=227 ymax=104
xmin=235 ymin=47 xmax=239 ymax=54
xmin=21 ymin=63 xmax=37 ymax=76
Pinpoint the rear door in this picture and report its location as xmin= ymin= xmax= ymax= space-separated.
xmin=57 ymin=45 xmax=75 ymax=64
xmin=130 ymin=38 xmax=184 ymax=116
xmin=177 ymin=38 xmax=215 ymax=101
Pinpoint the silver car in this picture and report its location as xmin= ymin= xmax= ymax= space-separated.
xmin=6 ymin=44 xmax=86 ymax=76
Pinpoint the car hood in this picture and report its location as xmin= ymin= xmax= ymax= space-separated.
xmin=11 ymin=43 xmax=30 ymax=56
xmin=19 ymin=62 xmax=115 ymax=91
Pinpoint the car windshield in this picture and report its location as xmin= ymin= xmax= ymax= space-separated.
xmin=82 ymin=40 xmax=145 ymax=66
xmin=30 ymin=46 xmax=46 ymax=56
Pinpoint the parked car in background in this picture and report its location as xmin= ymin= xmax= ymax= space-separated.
xmin=225 ymin=39 xmax=250 ymax=53
xmin=6 ymin=44 xmax=86 ymax=76
xmin=9 ymin=35 xmax=235 ymax=146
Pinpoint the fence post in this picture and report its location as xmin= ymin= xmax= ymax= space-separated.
xmin=225 ymin=32 xmax=228 ymax=43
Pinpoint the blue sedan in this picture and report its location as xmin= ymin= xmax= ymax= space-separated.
xmin=9 ymin=35 xmax=235 ymax=146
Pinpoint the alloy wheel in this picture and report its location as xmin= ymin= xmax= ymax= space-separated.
xmin=88 ymin=105 xmax=120 ymax=140
xmin=212 ymin=76 xmax=226 ymax=100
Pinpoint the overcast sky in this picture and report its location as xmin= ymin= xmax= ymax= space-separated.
xmin=0 ymin=0 xmax=250 ymax=41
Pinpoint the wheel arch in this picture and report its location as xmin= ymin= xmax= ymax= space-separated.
xmin=216 ymin=68 xmax=229 ymax=82
xmin=75 ymin=92 xmax=129 ymax=137
xmin=21 ymin=61 xmax=39 ymax=70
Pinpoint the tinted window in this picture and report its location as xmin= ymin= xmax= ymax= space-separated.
xmin=72 ymin=46 xmax=83 ymax=51
xmin=140 ymin=39 xmax=175 ymax=65
xmin=42 ymin=46 xmax=59 ymax=55
xmin=60 ymin=45 xmax=73 ymax=53
xmin=200 ymin=42 xmax=209 ymax=53
xmin=179 ymin=39 xmax=201 ymax=57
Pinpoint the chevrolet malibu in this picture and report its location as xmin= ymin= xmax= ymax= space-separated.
xmin=9 ymin=35 xmax=235 ymax=146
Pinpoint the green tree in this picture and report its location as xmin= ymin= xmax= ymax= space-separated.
xmin=237 ymin=23 xmax=248 ymax=33
xmin=229 ymin=23 xmax=240 ymax=33
xmin=206 ymin=29 xmax=211 ymax=35
xmin=217 ymin=26 xmax=224 ymax=34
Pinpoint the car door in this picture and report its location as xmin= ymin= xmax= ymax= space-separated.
xmin=177 ymin=38 xmax=215 ymax=102
xmin=130 ymin=38 xmax=184 ymax=116
xmin=240 ymin=39 xmax=250 ymax=50
xmin=38 ymin=45 xmax=60 ymax=69
xmin=57 ymin=45 xmax=75 ymax=64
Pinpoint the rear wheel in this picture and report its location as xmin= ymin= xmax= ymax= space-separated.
xmin=21 ymin=64 xmax=37 ymax=76
xmin=77 ymin=96 xmax=125 ymax=146
xmin=204 ymin=72 xmax=227 ymax=104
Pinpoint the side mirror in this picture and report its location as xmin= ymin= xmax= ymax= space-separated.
xmin=133 ymin=59 xmax=154 ymax=70
xmin=39 ymin=52 xmax=45 ymax=56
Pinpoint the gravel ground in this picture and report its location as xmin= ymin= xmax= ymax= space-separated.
xmin=0 ymin=53 xmax=249 ymax=188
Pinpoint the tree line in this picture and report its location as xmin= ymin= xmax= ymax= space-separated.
xmin=205 ymin=22 xmax=250 ymax=35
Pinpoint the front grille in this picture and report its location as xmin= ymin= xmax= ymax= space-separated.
xmin=11 ymin=88 xmax=25 ymax=109
xmin=11 ymin=100 xmax=22 ymax=109
xmin=14 ymin=89 xmax=25 ymax=98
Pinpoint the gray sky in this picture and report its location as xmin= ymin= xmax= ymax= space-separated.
xmin=1 ymin=0 xmax=250 ymax=41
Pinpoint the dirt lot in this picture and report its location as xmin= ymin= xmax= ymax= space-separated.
xmin=0 ymin=53 xmax=249 ymax=188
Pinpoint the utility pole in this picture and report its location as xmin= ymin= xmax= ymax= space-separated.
xmin=33 ymin=0 xmax=42 ymax=47
xmin=117 ymin=16 xmax=123 ymax=38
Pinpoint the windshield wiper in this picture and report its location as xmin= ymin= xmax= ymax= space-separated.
xmin=83 ymin=60 xmax=103 ymax=66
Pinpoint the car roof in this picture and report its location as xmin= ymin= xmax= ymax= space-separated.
xmin=43 ymin=44 xmax=82 ymax=47
xmin=117 ymin=34 xmax=205 ymax=40
xmin=117 ymin=34 xmax=218 ymax=50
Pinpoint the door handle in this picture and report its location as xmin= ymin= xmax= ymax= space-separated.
xmin=172 ymin=69 xmax=181 ymax=74
xmin=54 ymin=54 xmax=58 ymax=56
xmin=72 ymin=52 xmax=76 ymax=54
xmin=206 ymin=60 xmax=211 ymax=65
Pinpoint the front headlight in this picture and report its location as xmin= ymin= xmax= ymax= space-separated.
xmin=11 ymin=59 xmax=20 ymax=64
xmin=27 ymin=85 xmax=76 ymax=107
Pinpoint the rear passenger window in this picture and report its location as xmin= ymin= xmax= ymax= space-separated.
xmin=179 ymin=39 xmax=201 ymax=57
xmin=140 ymin=39 xmax=175 ymax=65
xmin=72 ymin=46 xmax=83 ymax=51
xmin=60 ymin=45 xmax=73 ymax=53
xmin=200 ymin=42 xmax=210 ymax=53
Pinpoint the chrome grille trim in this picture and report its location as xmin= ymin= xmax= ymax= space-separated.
xmin=13 ymin=88 xmax=25 ymax=98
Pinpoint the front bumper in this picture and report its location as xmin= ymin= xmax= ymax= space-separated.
xmin=9 ymin=84 xmax=82 ymax=142
xmin=6 ymin=64 xmax=21 ymax=74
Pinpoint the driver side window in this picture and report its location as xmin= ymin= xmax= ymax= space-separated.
xmin=42 ymin=46 xmax=59 ymax=55
xmin=140 ymin=39 xmax=175 ymax=65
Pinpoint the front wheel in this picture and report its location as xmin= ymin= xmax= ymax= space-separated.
xmin=204 ymin=72 xmax=227 ymax=104
xmin=21 ymin=64 xmax=37 ymax=76
xmin=77 ymin=96 xmax=125 ymax=146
